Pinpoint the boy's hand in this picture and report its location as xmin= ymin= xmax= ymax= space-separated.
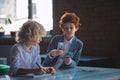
xmin=62 ymin=57 xmax=72 ymax=65
xmin=50 ymin=49 xmax=64 ymax=57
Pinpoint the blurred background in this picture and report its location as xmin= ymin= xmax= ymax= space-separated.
xmin=0 ymin=0 xmax=120 ymax=68
xmin=0 ymin=0 xmax=53 ymax=34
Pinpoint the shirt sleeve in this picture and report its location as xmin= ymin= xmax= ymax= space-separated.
xmin=9 ymin=45 xmax=20 ymax=75
xmin=34 ymin=44 xmax=42 ymax=67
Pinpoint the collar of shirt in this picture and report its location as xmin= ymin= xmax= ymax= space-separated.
xmin=64 ymin=36 xmax=74 ymax=44
xmin=63 ymin=36 xmax=74 ymax=53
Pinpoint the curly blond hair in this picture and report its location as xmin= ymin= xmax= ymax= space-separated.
xmin=16 ymin=20 xmax=46 ymax=43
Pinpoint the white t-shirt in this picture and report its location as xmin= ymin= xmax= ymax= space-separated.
xmin=9 ymin=43 xmax=41 ymax=75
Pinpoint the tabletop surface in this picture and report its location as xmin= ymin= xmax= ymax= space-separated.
xmin=0 ymin=66 xmax=120 ymax=80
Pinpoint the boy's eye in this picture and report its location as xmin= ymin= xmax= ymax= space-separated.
xmin=63 ymin=27 xmax=74 ymax=30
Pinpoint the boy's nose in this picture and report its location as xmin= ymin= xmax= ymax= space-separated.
xmin=67 ymin=28 xmax=71 ymax=32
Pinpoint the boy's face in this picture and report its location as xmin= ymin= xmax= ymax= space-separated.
xmin=61 ymin=22 xmax=78 ymax=40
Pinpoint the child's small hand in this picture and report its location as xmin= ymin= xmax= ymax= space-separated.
xmin=50 ymin=49 xmax=64 ymax=57
xmin=62 ymin=57 xmax=72 ymax=65
xmin=46 ymin=67 xmax=56 ymax=75
xmin=34 ymin=67 xmax=46 ymax=75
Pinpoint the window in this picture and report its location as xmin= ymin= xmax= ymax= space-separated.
xmin=0 ymin=0 xmax=53 ymax=35
xmin=32 ymin=3 xmax=37 ymax=16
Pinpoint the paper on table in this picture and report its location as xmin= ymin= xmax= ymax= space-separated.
xmin=15 ymin=73 xmax=52 ymax=78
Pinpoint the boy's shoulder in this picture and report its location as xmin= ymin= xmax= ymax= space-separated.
xmin=51 ymin=35 xmax=64 ymax=40
xmin=53 ymin=34 xmax=64 ymax=39
xmin=74 ymin=37 xmax=83 ymax=45
xmin=54 ymin=35 xmax=63 ymax=37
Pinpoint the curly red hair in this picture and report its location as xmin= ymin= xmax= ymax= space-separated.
xmin=59 ymin=12 xmax=81 ymax=29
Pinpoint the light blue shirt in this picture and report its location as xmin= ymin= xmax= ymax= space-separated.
xmin=9 ymin=43 xmax=41 ymax=75
xmin=43 ymin=35 xmax=83 ymax=69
